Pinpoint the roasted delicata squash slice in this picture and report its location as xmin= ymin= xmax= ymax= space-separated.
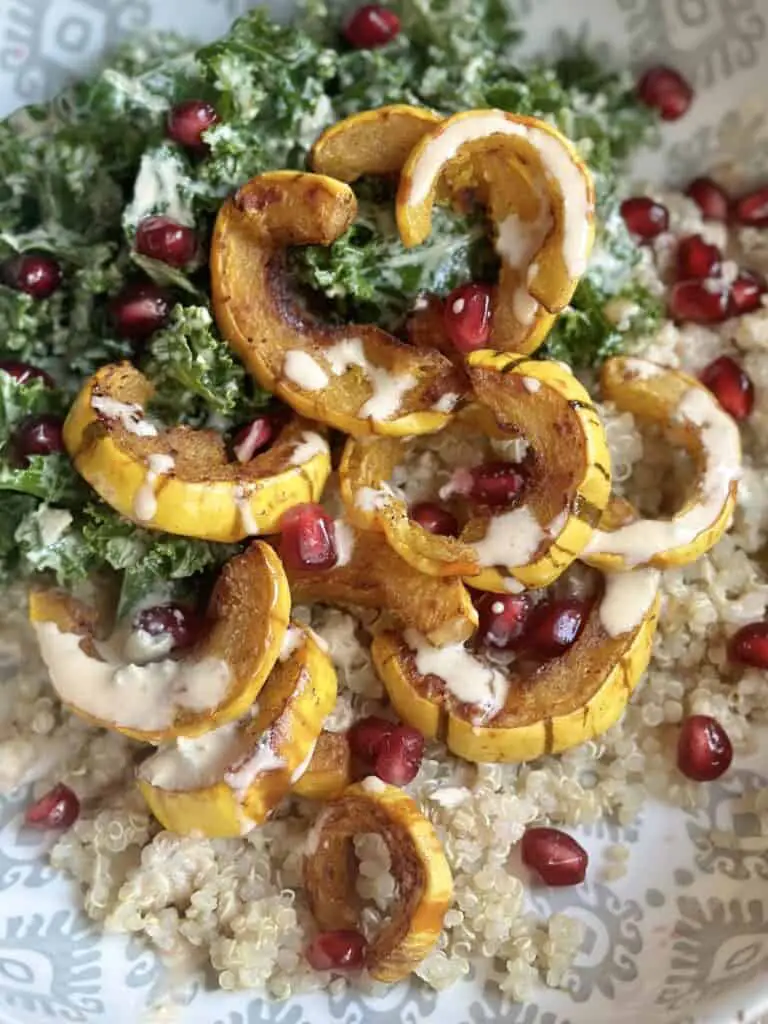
xmin=291 ymin=730 xmax=352 ymax=800
xmin=311 ymin=104 xmax=441 ymax=180
xmin=397 ymin=109 xmax=595 ymax=353
xmin=63 ymin=362 xmax=330 ymax=542
xmin=304 ymin=779 xmax=453 ymax=981
xmin=373 ymin=567 xmax=660 ymax=763
xmin=285 ymin=526 xmax=477 ymax=645
xmin=29 ymin=543 xmax=290 ymax=743
xmin=582 ymin=357 xmax=741 ymax=571
xmin=138 ymin=624 xmax=337 ymax=837
xmin=210 ymin=171 xmax=464 ymax=437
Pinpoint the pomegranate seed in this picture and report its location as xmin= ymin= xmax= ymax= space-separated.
xmin=25 ymin=783 xmax=79 ymax=829
xmin=522 ymin=598 xmax=588 ymax=659
xmin=134 ymin=603 xmax=201 ymax=652
xmin=699 ymin=356 xmax=754 ymax=422
xmin=676 ymin=234 xmax=721 ymax=280
xmin=135 ymin=216 xmax=197 ymax=268
xmin=728 ymin=621 xmax=768 ymax=667
xmin=348 ymin=716 xmax=394 ymax=763
xmin=0 ymin=360 xmax=53 ymax=387
xmin=733 ymin=186 xmax=768 ymax=228
xmin=110 ymin=281 xmax=171 ymax=340
xmin=668 ymin=279 xmax=729 ymax=324
xmin=474 ymin=592 xmax=532 ymax=650
xmin=279 ymin=503 xmax=338 ymax=571
xmin=468 ymin=461 xmax=525 ymax=508
xmin=443 ymin=283 xmax=493 ymax=353
xmin=677 ymin=715 xmax=733 ymax=782
xmin=729 ymin=269 xmax=765 ymax=316
xmin=685 ymin=177 xmax=729 ymax=222
xmin=3 ymin=253 xmax=62 ymax=299
xmin=374 ymin=725 xmax=425 ymax=785
xmin=232 ymin=416 xmax=276 ymax=462
xmin=343 ymin=5 xmax=400 ymax=48
xmin=167 ymin=99 xmax=219 ymax=150
xmin=409 ymin=501 xmax=459 ymax=537
xmin=14 ymin=415 xmax=64 ymax=460
xmin=636 ymin=65 xmax=693 ymax=121
xmin=620 ymin=197 xmax=669 ymax=240
xmin=521 ymin=827 xmax=588 ymax=886
xmin=306 ymin=930 xmax=366 ymax=971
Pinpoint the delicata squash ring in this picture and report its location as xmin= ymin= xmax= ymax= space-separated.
xmin=397 ymin=109 xmax=596 ymax=354
xmin=138 ymin=624 xmax=337 ymax=837
xmin=304 ymin=778 xmax=453 ymax=981
xmin=291 ymin=730 xmax=352 ymax=801
xmin=64 ymin=362 xmax=331 ymax=542
xmin=284 ymin=526 xmax=478 ymax=646
xmin=582 ymin=357 xmax=741 ymax=571
xmin=210 ymin=170 xmax=464 ymax=437
xmin=28 ymin=542 xmax=290 ymax=744
xmin=373 ymin=565 xmax=661 ymax=763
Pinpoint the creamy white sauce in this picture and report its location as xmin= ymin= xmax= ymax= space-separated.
xmin=91 ymin=396 xmax=158 ymax=437
xmin=404 ymin=629 xmax=508 ymax=715
xmin=123 ymin=627 xmax=175 ymax=666
xmin=432 ymin=392 xmax=459 ymax=414
xmin=283 ymin=350 xmax=329 ymax=391
xmin=361 ymin=775 xmax=387 ymax=794
xmin=598 ymin=569 xmax=660 ymax=638
xmin=290 ymin=738 xmax=318 ymax=784
xmin=279 ymin=625 xmax=304 ymax=662
xmin=333 ymin=520 xmax=355 ymax=567
xmin=224 ymin=736 xmax=286 ymax=800
xmin=471 ymin=505 xmax=547 ymax=568
xmin=140 ymin=721 xmax=244 ymax=790
xmin=289 ymin=431 xmax=329 ymax=466
xmin=124 ymin=148 xmax=195 ymax=228
xmin=35 ymin=622 xmax=231 ymax=732
xmin=496 ymin=208 xmax=552 ymax=269
xmin=234 ymin=485 xmax=261 ymax=536
xmin=522 ymin=376 xmax=542 ymax=394
xmin=134 ymin=452 xmax=174 ymax=522
xmin=323 ymin=337 xmax=416 ymax=422
xmin=512 ymin=287 xmax=539 ymax=325
xmin=355 ymin=481 xmax=405 ymax=512
xmin=622 ymin=357 xmax=662 ymax=380
xmin=234 ymin=421 xmax=268 ymax=463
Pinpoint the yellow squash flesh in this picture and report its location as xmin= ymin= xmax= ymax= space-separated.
xmin=291 ymin=730 xmax=352 ymax=800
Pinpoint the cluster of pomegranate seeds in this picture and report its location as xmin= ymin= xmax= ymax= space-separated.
xmin=343 ymin=4 xmax=400 ymax=48
xmin=728 ymin=621 xmax=768 ymax=668
xmin=305 ymin=930 xmax=367 ymax=971
xmin=14 ymin=415 xmax=64 ymax=461
xmin=3 ymin=253 xmax=62 ymax=299
xmin=0 ymin=360 xmax=53 ymax=387
xmin=732 ymin=186 xmax=768 ymax=228
xmin=676 ymin=234 xmax=721 ymax=280
xmin=521 ymin=827 xmax=588 ymax=886
xmin=620 ymin=196 xmax=669 ymax=241
xmin=134 ymin=603 xmax=201 ymax=652
xmin=110 ymin=281 xmax=171 ymax=341
xmin=468 ymin=460 xmax=525 ymax=507
xmin=167 ymin=99 xmax=219 ymax=151
xmin=443 ymin=283 xmax=493 ymax=353
xmin=279 ymin=503 xmax=338 ymax=571
xmin=348 ymin=716 xmax=425 ymax=785
xmin=685 ymin=177 xmax=729 ymax=222
xmin=699 ymin=356 xmax=754 ymax=422
xmin=25 ymin=783 xmax=80 ymax=829
xmin=409 ymin=501 xmax=459 ymax=537
xmin=636 ymin=65 xmax=693 ymax=121
xmin=135 ymin=216 xmax=197 ymax=268
xmin=521 ymin=598 xmax=588 ymax=659
xmin=668 ymin=279 xmax=730 ymax=325
xmin=232 ymin=415 xmax=276 ymax=462
xmin=677 ymin=715 xmax=733 ymax=782
xmin=473 ymin=592 xmax=532 ymax=650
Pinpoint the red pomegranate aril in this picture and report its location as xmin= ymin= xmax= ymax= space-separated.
xmin=522 ymin=598 xmax=588 ymax=659
xmin=521 ymin=827 xmax=588 ymax=886
xmin=677 ymin=715 xmax=733 ymax=782
xmin=279 ymin=503 xmax=338 ymax=571
xmin=135 ymin=216 xmax=197 ymax=268
xmin=25 ymin=783 xmax=80 ymax=829
xmin=14 ymin=415 xmax=64 ymax=459
xmin=443 ymin=283 xmax=493 ymax=353
xmin=374 ymin=725 xmax=425 ymax=785
xmin=729 ymin=269 xmax=765 ymax=316
xmin=733 ymin=186 xmax=768 ymax=228
xmin=474 ymin=592 xmax=532 ymax=650
xmin=728 ymin=621 xmax=768 ymax=668
xmin=167 ymin=99 xmax=219 ymax=150
xmin=343 ymin=4 xmax=400 ymax=48
xmin=699 ymin=356 xmax=754 ymax=422
xmin=636 ymin=65 xmax=693 ymax=121
xmin=134 ymin=603 xmax=201 ymax=651
xmin=469 ymin=461 xmax=524 ymax=508
xmin=620 ymin=197 xmax=669 ymax=240
xmin=0 ymin=360 xmax=53 ymax=387
xmin=409 ymin=501 xmax=459 ymax=537
xmin=110 ymin=281 xmax=171 ymax=340
xmin=348 ymin=715 xmax=395 ymax=763
xmin=306 ymin=930 xmax=366 ymax=971
xmin=3 ymin=253 xmax=62 ymax=299
xmin=232 ymin=416 xmax=276 ymax=462
xmin=668 ymin=279 xmax=729 ymax=324
xmin=685 ymin=177 xmax=729 ymax=222
xmin=676 ymin=234 xmax=721 ymax=280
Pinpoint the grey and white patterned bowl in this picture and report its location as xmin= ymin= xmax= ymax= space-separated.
xmin=1 ymin=2 xmax=768 ymax=1023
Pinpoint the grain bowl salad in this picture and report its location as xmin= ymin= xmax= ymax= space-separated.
xmin=2 ymin=0 xmax=768 ymax=1005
